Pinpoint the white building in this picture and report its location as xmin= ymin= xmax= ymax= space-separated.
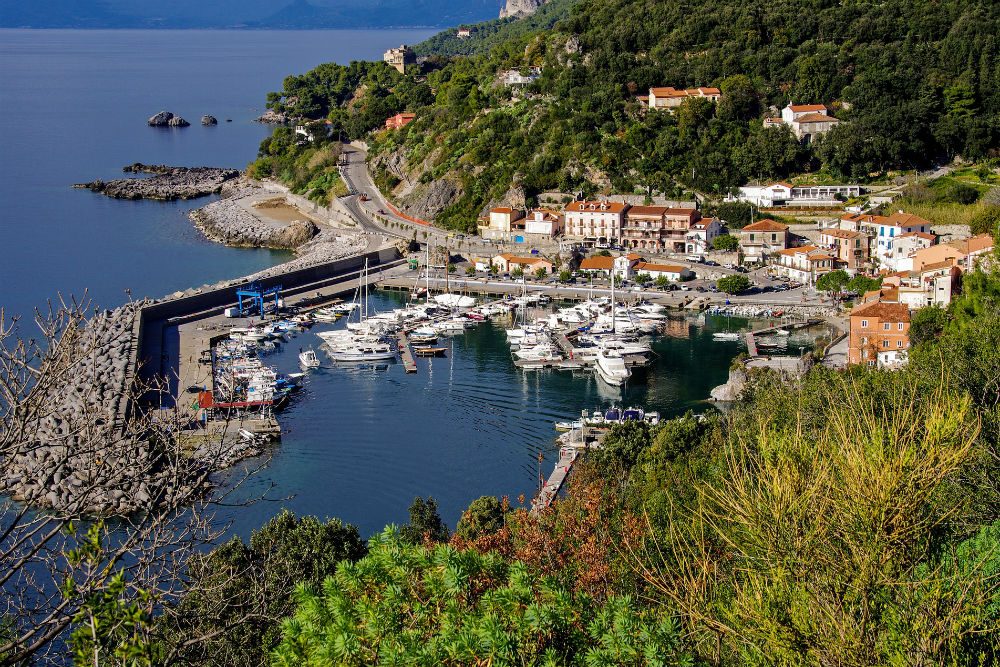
xmin=477 ymin=207 xmax=525 ymax=242
xmin=764 ymin=103 xmax=840 ymax=141
xmin=632 ymin=261 xmax=693 ymax=282
xmin=773 ymin=245 xmax=838 ymax=285
xmin=874 ymin=211 xmax=932 ymax=263
xmin=879 ymin=231 xmax=936 ymax=272
xmin=685 ymin=217 xmax=723 ymax=254
xmin=522 ymin=209 xmax=564 ymax=238
xmin=501 ymin=67 xmax=541 ymax=87
xmin=731 ymin=182 xmax=863 ymax=208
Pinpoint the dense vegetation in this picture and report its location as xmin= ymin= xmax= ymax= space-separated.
xmin=260 ymin=0 xmax=1000 ymax=231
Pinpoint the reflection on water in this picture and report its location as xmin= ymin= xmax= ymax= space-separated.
xmin=215 ymin=291 xmax=815 ymax=539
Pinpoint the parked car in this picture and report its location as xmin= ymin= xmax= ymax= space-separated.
xmin=686 ymin=255 xmax=703 ymax=263
xmin=704 ymin=260 xmax=720 ymax=267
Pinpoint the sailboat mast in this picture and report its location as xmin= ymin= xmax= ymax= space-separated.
xmin=425 ymin=243 xmax=430 ymax=302
xmin=611 ymin=260 xmax=616 ymax=335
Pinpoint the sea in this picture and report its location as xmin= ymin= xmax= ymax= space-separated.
xmin=0 ymin=29 xmax=763 ymax=540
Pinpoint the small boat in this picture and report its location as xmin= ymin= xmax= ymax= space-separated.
xmin=413 ymin=346 xmax=447 ymax=357
xmin=775 ymin=329 xmax=791 ymax=336
xmin=554 ymin=420 xmax=584 ymax=432
xmin=713 ymin=332 xmax=741 ymax=341
xmin=299 ymin=348 xmax=321 ymax=368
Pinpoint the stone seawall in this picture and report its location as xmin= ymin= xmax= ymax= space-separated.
xmin=190 ymin=191 xmax=319 ymax=250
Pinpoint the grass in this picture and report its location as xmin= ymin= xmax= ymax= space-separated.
xmin=896 ymin=201 xmax=987 ymax=228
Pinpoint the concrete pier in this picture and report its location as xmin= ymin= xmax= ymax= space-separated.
xmin=397 ymin=331 xmax=418 ymax=373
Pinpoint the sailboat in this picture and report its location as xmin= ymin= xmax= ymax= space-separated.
xmin=713 ymin=313 xmax=740 ymax=341
xmin=595 ymin=270 xmax=632 ymax=387
xmin=318 ymin=259 xmax=397 ymax=362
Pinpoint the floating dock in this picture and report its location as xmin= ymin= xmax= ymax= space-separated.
xmin=396 ymin=331 xmax=418 ymax=373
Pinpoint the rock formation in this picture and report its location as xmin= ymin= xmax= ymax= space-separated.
xmin=255 ymin=109 xmax=289 ymax=124
xmin=500 ymin=0 xmax=548 ymax=18
xmin=201 ymin=115 xmax=218 ymax=125
xmin=167 ymin=115 xmax=190 ymax=127
xmin=74 ymin=164 xmax=240 ymax=201
xmin=710 ymin=367 xmax=747 ymax=402
xmin=147 ymin=110 xmax=174 ymax=126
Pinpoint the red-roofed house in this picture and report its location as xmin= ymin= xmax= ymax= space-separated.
xmin=632 ymin=261 xmax=693 ymax=281
xmin=564 ymin=200 xmax=630 ymax=246
xmin=491 ymin=253 xmax=553 ymax=274
xmin=622 ymin=205 xmax=702 ymax=252
xmin=912 ymin=233 xmax=994 ymax=272
xmin=648 ymin=86 xmax=721 ymax=110
xmin=874 ymin=211 xmax=933 ymax=262
xmin=385 ymin=112 xmax=416 ymax=130
xmin=881 ymin=230 xmax=937 ymax=272
xmin=478 ymin=207 xmax=525 ymax=242
xmin=819 ymin=228 xmax=870 ymax=273
xmin=739 ymin=219 xmax=790 ymax=263
xmin=774 ymin=245 xmax=838 ymax=284
xmin=522 ymin=209 xmax=564 ymax=238
xmin=685 ymin=217 xmax=724 ymax=254
xmin=849 ymin=295 xmax=911 ymax=368
xmin=772 ymin=103 xmax=840 ymax=141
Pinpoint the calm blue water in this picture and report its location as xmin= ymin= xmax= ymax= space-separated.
xmin=0 ymin=29 xmax=434 ymax=320
xmin=216 ymin=291 xmax=761 ymax=538
xmin=0 ymin=30 xmax=751 ymax=541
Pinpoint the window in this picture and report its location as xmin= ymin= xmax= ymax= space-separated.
xmin=883 ymin=322 xmax=890 ymax=331
xmin=868 ymin=360 xmax=876 ymax=367
xmin=861 ymin=337 xmax=868 ymax=345
xmin=749 ymin=233 xmax=755 ymax=242
xmin=861 ymin=320 xmax=869 ymax=328
xmin=898 ymin=322 xmax=904 ymax=330
xmin=898 ymin=340 xmax=903 ymax=348
xmin=883 ymin=340 xmax=890 ymax=348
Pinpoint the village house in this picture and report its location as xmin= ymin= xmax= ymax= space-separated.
xmin=578 ymin=253 xmax=642 ymax=278
xmin=564 ymin=200 xmax=631 ymax=247
xmin=884 ymin=262 xmax=962 ymax=309
xmin=632 ymin=261 xmax=693 ymax=282
xmin=848 ymin=292 xmax=911 ymax=368
xmin=738 ymin=219 xmax=790 ymax=264
xmin=764 ymin=103 xmax=840 ymax=141
xmin=912 ymin=233 xmax=994 ymax=272
xmin=477 ymin=207 xmax=526 ymax=242
xmin=457 ymin=27 xmax=472 ymax=38
xmin=385 ymin=112 xmax=416 ymax=130
xmin=873 ymin=211 xmax=933 ymax=261
xmin=383 ymin=44 xmax=416 ymax=74
xmin=731 ymin=182 xmax=862 ymax=208
xmin=685 ymin=217 xmax=724 ymax=255
xmin=522 ymin=209 xmax=564 ymax=238
xmin=773 ymin=245 xmax=838 ymax=285
xmin=818 ymin=228 xmax=870 ymax=274
xmin=621 ymin=206 xmax=701 ymax=253
xmin=647 ymin=86 xmax=721 ymax=111
xmin=501 ymin=67 xmax=542 ymax=88
xmin=491 ymin=253 xmax=553 ymax=275
xmin=879 ymin=231 xmax=936 ymax=272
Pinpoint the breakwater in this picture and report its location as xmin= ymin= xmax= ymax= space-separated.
xmin=74 ymin=163 xmax=240 ymax=201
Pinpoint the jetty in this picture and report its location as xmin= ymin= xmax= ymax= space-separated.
xmin=397 ymin=331 xmax=418 ymax=373
xmin=531 ymin=425 xmax=606 ymax=514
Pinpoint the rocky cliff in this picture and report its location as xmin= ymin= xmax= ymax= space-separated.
xmin=500 ymin=0 xmax=549 ymax=18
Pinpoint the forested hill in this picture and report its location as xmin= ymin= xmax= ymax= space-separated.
xmin=258 ymin=0 xmax=1000 ymax=231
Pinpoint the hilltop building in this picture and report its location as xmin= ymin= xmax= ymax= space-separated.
xmin=730 ymin=182 xmax=862 ymax=208
xmin=385 ymin=113 xmax=416 ymax=130
xmin=764 ymin=103 xmax=840 ymax=141
xmin=647 ymin=86 xmax=721 ymax=111
xmin=383 ymin=44 xmax=416 ymax=73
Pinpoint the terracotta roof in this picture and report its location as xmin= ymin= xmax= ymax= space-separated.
xmin=627 ymin=205 xmax=668 ymax=216
xmin=491 ymin=207 xmax=516 ymax=214
xmin=807 ymin=253 xmax=837 ymax=262
xmin=742 ymin=219 xmax=789 ymax=232
xmin=789 ymin=104 xmax=827 ymax=112
xmin=851 ymin=299 xmax=910 ymax=321
xmin=763 ymin=117 xmax=784 ymax=125
xmin=947 ymin=233 xmax=994 ymax=254
xmin=919 ymin=260 xmax=958 ymax=273
xmin=634 ymin=262 xmax=685 ymax=273
xmin=883 ymin=211 xmax=931 ymax=228
xmin=665 ymin=207 xmax=698 ymax=216
xmin=795 ymin=112 xmax=838 ymax=123
xmin=822 ymin=229 xmax=864 ymax=239
xmin=842 ymin=213 xmax=888 ymax=225
xmin=898 ymin=231 xmax=936 ymax=241
xmin=771 ymin=182 xmax=795 ymax=189
xmin=565 ymin=200 xmax=629 ymax=213
xmin=776 ymin=245 xmax=818 ymax=256
xmin=579 ymin=256 xmax=614 ymax=271
xmin=626 ymin=252 xmax=643 ymax=261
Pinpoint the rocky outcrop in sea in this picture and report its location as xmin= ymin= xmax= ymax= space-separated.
xmin=148 ymin=110 xmax=175 ymax=126
xmin=189 ymin=188 xmax=319 ymax=250
xmin=201 ymin=115 xmax=218 ymax=125
xmin=74 ymin=163 xmax=240 ymax=201
xmin=255 ymin=109 xmax=289 ymax=124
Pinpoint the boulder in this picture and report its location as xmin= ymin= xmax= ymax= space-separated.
xmin=168 ymin=116 xmax=190 ymax=127
xmin=148 ymin=111 xmax=174 ymax=126
xmin=201 ymin=115 xmax=218 ymax=126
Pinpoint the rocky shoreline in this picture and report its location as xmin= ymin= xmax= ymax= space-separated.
xmin=74 ymin=163 xmax=240 ymax=201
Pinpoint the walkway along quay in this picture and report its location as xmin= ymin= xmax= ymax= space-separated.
xmin=531 ymin=426 xmax=606 ymax=514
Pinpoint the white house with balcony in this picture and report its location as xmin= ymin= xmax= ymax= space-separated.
xmin=731 ymin=181 xmax=862 ymax=208
xmin=774 ymin=245 xmax=838 ymax=285
xmin=874 ymin=212 xmax=933 ymax=264
xmin=564 ymin=200 xmax=630 ymax=246
xmin=685 ymin=217 xmax=723 ymax=254
xmin=764 ymin=103 xmax=840 ymax=141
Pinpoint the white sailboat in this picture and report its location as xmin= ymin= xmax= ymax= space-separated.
xmin=319 ymin=259 xmax=397 ymax=362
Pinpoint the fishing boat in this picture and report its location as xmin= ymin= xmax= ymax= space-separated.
xmin=412 ymin=346 xmax=447 ymax=357
xmin=299 ymin=348 xmax=320 ymax=368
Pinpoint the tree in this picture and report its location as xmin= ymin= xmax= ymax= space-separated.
xmin=815 ymin=269 xmax=850 ymax=293
xmin=712 ymin=234 xmax=739 ymax=251
xmin=534 ymin=267 xmax=548 ymax=280
xmin=971 ymin=206 xmax=1000 ymax=237
xmin=512 ymin=267 xmax=524 ymax=279
xmin=909 ymin=305 xmax=948 ymax=345
xmin=846 ymin=274 xmax=882 ymax=296
xmin=465 ymin=265 xmax=476 ymax=276
xmin=272 ymin=530 xmax=694 ymax=666
xmin=559 ymin=269 xmax=572 ymax=283
xmin=635 ymin=272 xmax=651 ymax=284
xmin=455 ymin=496 xmax=508 ymax=541
xmin=155 ymin=511 xmax=365 ymax=666
xmin=447 ymin=263 xmax=457 ymax=274
xmin=400 ymin=496 xmax=450 ymax=544
xmin=717 ymin=274 xmax=751 ymax=294
xmin=655 ymin=275 xmax=671 ymax=289
xmin=712 ymin=202 xmax=754 ymax=228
